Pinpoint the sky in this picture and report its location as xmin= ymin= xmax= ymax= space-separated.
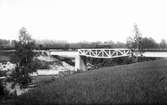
xmin=0 ymin=0 xmax=167 ymax=43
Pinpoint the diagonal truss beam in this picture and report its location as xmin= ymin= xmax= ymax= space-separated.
xmin=78 ymin=49 xmax=132 ymax=58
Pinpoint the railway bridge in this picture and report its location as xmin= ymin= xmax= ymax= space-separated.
xmin=75 ymin=48 xmax=132 ymax=71
xmin=47 ymin=48 xmax=167 ymax=71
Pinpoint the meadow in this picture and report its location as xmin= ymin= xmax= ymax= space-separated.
xmin=0 ymin=50 xmax=14 ymax=62
xmin=2 ymin=59 xmax=167 ymax=105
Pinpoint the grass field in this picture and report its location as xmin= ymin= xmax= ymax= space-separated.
xmin=0 ymin=50 xmax=14 ymax=62
xmin=3 ymin=59 xmax=167 ymax=105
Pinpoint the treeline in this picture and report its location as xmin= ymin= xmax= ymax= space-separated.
xmin=0 ymin=37 xmax=167 ymax=50
xmin=127 ymin=37 xmax=167 ymax=50
xmin=35 ymin=40 xmax=126 ymax=50
xmin=0 ymin=39 xmax=15 ymax=50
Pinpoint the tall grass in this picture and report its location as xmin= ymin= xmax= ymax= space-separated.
xmin=3 ymin=59 xmax=167 ymax=105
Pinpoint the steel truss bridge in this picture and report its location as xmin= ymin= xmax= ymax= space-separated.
xmin=42 ymin=48 xmax=167 ymax=58
xmin=78 ymin=49 xmax=132 ymax=58
xmin=2 ymin=48 xmax=167 ymax=72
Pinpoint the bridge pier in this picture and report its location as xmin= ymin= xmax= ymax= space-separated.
xmin=75 ymin=55 xmax=87 ymax=71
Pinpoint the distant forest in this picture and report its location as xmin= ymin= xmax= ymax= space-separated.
xmin=0 ymin=37 xmax=167 ymax=50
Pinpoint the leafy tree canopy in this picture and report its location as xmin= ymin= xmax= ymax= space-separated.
xmin=9 ymin=27 xmax=37 ymax=88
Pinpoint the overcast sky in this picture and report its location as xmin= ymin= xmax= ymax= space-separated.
xmin=0 ymin=0 xmax=167 ymax=42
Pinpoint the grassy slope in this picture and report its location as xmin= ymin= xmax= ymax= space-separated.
xmin=10 ymin=59 xmax=167 ymax=105
xmin=0 ymin=51 xmax=14 ymax=62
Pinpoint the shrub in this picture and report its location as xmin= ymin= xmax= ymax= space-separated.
xmin=33 ymin=59 xmax=50 ymax=69
xmin=0 ymin=79 xmax=4 ymax=98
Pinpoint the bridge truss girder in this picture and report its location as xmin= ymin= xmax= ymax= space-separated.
xmin=78 ymin=49 xmax=132 ymax=58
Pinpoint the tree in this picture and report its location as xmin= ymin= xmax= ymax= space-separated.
xmin=0 ymin=39 xmax=11 ymax=49
xmin=126 ymin=24 xmax=143 ymax=62
xmin=159 ymin=39 xmax=167 ymax=49
xmin=141 ymin=37 xmax=159 ymax=49
xmin=133 ymin=24 xmax=142 ymax=51
xmin=9 ymin=27 xmax=37 ymax=88
xmin=126 ymin=24 xmax=143 ymax=51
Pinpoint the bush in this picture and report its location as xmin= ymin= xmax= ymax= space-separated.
xmin=0 ymin=70 xmax=5 ymax=99
xmin=58 ymin=70 xmax=75 ymax=77
xmin=87 ymin=57 xmax=136 ymax=70
xmin=0 ymin=80 xmax=4 ymax=98
xmin=33 ymin=59 xmax=50 ymax=69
